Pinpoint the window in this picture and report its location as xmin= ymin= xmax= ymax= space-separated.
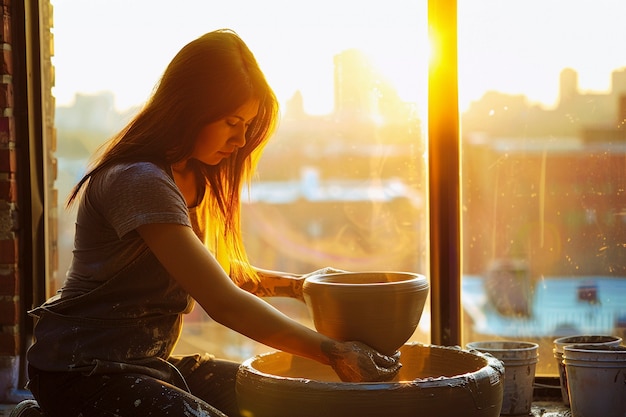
xmin=50 ymin=0 xmax=431 ymax=360
xmin=47 ymin=0 xmax=626 ymax=378
xmin=459 ymin=1 xmax=626 ymax=375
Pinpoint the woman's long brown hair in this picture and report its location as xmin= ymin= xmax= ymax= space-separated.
xmin=67 ymin=29 xmax=279 ymax=284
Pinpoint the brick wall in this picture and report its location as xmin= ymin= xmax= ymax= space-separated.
xmin=0 ymin=0 xmax=55 ymax=402
xmin=0 ymin=0 xmax=19 ymax=361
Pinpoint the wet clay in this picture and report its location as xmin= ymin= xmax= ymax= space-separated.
xmin=302 ymin=271 xmax=429 ymax=356
xmin=236 ymin=343 xmax=504 ymax=417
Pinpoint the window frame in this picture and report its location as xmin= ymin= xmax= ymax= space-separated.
xmin=427 ymin=0 xmax=462 ymax=346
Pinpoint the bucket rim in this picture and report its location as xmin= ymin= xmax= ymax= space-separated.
xmin=563 ymin=344 xmax=626 ymax=354
xmin=466 ymin=340 xmax=539 ymax=353
xmin=553 ymin=335 xmax=622 ymax=354
xmin=563 ymin=344 xmax=626 ymax=365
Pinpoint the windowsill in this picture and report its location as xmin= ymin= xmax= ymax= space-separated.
xmin=529 ymin=401 xmax=570 ymax=416
xmin=528 ymin=379 xmax=570 ymax=417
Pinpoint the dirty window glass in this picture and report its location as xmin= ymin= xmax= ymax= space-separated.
xmin=51 ymin=0 xmax=430 ymax=360
xmin=459 ymin=0 xmax=626 ymax=376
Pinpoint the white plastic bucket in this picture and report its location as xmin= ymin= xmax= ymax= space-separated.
xmin=563 ymin=344 xmax=626 ymax=417
xmin=467 ymin=341 xmax=538 ymax=415
xmin=553 ymin=335 xmax=622 ymax=406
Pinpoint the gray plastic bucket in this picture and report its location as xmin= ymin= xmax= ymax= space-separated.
xmin=467 ymin=341 xmax=538 ymax=415
xmin=553 ymin=335 xmax=622 ymax=406
xmin=563 ymin=344 xmax=626 ymax=417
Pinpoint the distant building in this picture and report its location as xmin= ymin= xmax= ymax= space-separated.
xmin=558 ymin=68 xmax=578 ymax=105
xmin=462 ymin=68 xmax=626 ymax=280
xmin=245 ymin=49 xmax=426 ymax=274
xmin=242 ymin=174 xmax=426 ymax=273
xmin=333 ymin=49 xmax=379 ymax=120
xmin=55 ymin=91 xmax=139 ymax=141
xmin=463 ymin=275 xmax=626 ymax=339
xmin=463 ymin=135 xmax=626 ymax=278
xmin=463 ymin=67 xmax=626 ymax=137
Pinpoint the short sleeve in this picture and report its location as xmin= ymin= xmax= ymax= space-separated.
xmin=89 ymin=162 xmax=191 ymax=239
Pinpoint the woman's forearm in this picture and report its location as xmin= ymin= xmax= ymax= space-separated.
xmin=217 ymin=287 xmax=333 ymax=364
xmin=243 ymin=267 xmax=305 ymax=300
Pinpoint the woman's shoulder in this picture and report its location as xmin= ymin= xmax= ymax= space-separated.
xmin=103 ymin=161 xmax=170 ymax=179
xmin=87 ymin=161 xmax=188 ymax=231
xmin=94 ymin=161 xmax=171 ymax=187
xmin=89 ymin=161 xmax=179 ymax=202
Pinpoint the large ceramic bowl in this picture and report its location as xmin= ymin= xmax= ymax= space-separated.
xmin=236 ymin=343 xmax=504 ymax=417
xmin=302 ymin=271 xmax=429 ymax=355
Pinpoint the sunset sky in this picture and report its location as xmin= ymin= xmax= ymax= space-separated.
xmin=51 ymin=0 xmax=626 ymax=114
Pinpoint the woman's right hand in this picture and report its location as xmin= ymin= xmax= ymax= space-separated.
xmin=322 ymin=340 xmax=402 ymax=382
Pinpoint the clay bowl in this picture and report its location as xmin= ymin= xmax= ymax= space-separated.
xmin=236 ymin=343 xmax=504 ymax=417
xmin=302 ymin=271 xmax=429 ymax=355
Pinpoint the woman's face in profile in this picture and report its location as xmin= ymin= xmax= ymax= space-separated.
xmin=191 ymin=99 xmax=259 ymax=165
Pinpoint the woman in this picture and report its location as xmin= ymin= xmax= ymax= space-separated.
xmin=24 ymin=29 xmax=400 ymax=417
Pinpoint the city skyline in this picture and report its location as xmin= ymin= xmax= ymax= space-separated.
xmin=56 ymin=63 xmax=626 ymax=126
xmin=51 ymin=0 xmax=626 ymax=114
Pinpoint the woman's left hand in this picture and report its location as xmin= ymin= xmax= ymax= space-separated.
xmin=247 ymin=266 xmax=347 ymax=302
xmin=296 ymin=267 xmax=347 ymax=301
xmin=300 ymin=266 xmax=346 ymax=280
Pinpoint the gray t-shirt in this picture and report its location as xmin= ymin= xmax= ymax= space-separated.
xmin=62 ymin=161 xmax=191 ymax=297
